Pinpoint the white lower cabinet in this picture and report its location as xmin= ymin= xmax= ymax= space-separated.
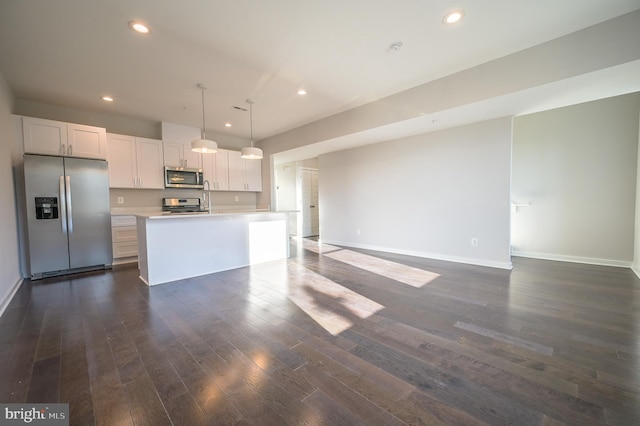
xmin=111 ymin=215 xmax=138 ymax=264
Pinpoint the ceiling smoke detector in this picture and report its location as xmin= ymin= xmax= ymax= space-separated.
xmin=388 ymin=42 xmax=403 ymax=52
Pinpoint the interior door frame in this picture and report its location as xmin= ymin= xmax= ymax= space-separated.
xmin=297 ymin=167 xmax=319 ymax=237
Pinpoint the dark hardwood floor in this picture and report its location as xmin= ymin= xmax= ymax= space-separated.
xmin=1 ymin=239 xmax=639 ymax=425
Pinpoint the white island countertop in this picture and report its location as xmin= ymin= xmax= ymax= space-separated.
xmin=135 ymin=209 xmax=278 ymax=219
xmin=135 ymin=210 xmax=291 ymax=286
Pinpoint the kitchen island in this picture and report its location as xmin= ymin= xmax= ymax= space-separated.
xmin=136 ymin=211 xmax=290 ymax=286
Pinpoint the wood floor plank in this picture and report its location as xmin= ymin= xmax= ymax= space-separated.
xmin=182 ymin=371 xmax=246 ymax=424
xmin=297 ymin=362 xmax=386 ymax=423
xmin=60 ymin=325 xmax=95 ymax=424
xmin=25 ymin=355 xmax=60 ymax=403
xmin=89 ymin=373 xmax=134 ymax=426
xmin=124 ymin=373 xmax=172 ymax=426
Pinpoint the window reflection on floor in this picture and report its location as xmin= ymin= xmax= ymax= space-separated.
xmin=282 ymin=239 xmax=441 ymax=335
xmin=285 ymin=261 xmax=384 ymax=335
xmin=295 ymin=238 xmax=440 ymax=287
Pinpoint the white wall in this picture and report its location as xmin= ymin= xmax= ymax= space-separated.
xmin=631 ymin=106 xmax=640 ymax=277
xmin=0 ymin=71 xmax=22 ymax=317
xmin=319 ymin=117 xmax=513 ymax=269
xmin=512 ymin=94 xmax=640 ymax=266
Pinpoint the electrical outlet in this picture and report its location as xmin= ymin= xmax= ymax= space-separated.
xmin=356 ymin=228 xmax=361 ymax=235
xmin=234 ymin=196 xmax=239 ymax=202
xmin=471 ymin=238 xmax=478 ymax=247
xmin=117 ymin=196 xmax=124 ymax=204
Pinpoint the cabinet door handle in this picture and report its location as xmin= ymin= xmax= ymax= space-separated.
xmin=68 ymin=145 xmax=73 ymax=156
xmin=138 ymin=178 xmax=142 ymax=187
xmin=61 ymin=144 xmax=66 ymax=155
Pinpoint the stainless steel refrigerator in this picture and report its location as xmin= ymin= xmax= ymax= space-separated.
xmin=24 ymin=154 xmax=112 ymax=279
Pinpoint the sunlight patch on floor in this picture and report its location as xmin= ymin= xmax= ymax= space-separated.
xmin=285 ymin=262 xmax=384 ymax=335
xmin=323 ymin=249 xmax=440 ymax=288
xmin=294 ymin=238 xmax=342 ymax=254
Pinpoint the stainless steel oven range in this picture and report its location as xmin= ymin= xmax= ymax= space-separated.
xmin=162 ymin=197 xmax=203 ymax=214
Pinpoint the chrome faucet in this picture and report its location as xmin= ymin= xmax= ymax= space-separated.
xmin=202 ymin=180 xmax=212 ymax=213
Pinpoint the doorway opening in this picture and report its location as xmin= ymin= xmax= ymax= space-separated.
xmin=274 ymin=159 xmax=319 ymax=238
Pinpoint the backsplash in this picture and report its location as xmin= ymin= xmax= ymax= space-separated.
xmin=109 ymin=188 xmax=258 ymax=210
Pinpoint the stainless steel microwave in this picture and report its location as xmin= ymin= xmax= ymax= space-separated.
xmin=164 ymin=166 xmax=204 ymax=189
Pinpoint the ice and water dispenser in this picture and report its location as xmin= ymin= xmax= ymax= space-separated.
xmin=34 ymin=197 xmax=59 ymax=219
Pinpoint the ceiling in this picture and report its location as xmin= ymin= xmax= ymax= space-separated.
xmin=1 ymin=0 xmax=639 ymax=145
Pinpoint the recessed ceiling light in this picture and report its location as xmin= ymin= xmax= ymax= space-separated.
xmin=443 ymin=10 xmax=464 ymax=25
xmin=101 ymin=96 xmax=114 ymax=102
xmin=128 ymin=20 xmax=151 ymax=34
xmin=225 ymin=123 xmax=232 ymax=128
xmin=297 ymin=89 xmax=307 ymax=95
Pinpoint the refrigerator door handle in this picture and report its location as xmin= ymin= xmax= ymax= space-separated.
xmin=65 ymin=176 xmax=73 ymax=234
xmin=59 ymin=175 xmax=68 ymax=235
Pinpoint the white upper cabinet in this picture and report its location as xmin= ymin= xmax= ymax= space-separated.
xmin=107 ymin=133 xmax=164 ymax=189
xmin=161 ymin=122 xmax=202 ymax=169
xmin=67 ymin=123 xmax=108 ymax=159
xmin=228 ymin=150 xmax=262 ymax=192
xmin=23 ymin=116 xmax=107 ymax=159
xmin=162 ymin=141 xmax=202 ymax=170
xmin=22 ymin=117 xmax=67 ymax=156
xmin=202 ymin=148 xmax=229 ymax=190
xmin=136 ymin=137 xmax=165 ymax=189
xmin=107 ymin=134 xmax=136 ymax=188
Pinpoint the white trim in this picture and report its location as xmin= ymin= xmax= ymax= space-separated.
xmin=112 ymin=258 xmax=138 ymax=266
xmin=322 ymin=240 xmax=513 ymax=270
xmin=0 ymin=277 xmax=23 ymax=319
xmin=511 ymin=250 xmax=632 ymax=268
xmin=631 ymin=263 xmax=640 ymax=279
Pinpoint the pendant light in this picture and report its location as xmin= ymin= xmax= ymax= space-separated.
xmin=240 ymin=99 xmax=263 ymax=159
xmin=191 ymin=84 xmax=218 ymax=154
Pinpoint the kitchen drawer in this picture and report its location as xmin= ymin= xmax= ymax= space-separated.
xmin=111 ymin=215 xmax=137 ymax=227
xmin=112 ymin=241 xmax=139 ymax=259
xmin=112 ymin=226 xmax=137 ymax=243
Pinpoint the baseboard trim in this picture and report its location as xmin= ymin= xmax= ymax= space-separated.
xmin=321 ymin=240 xmax=513 ymax=270
xmin=511 ymin=250 xmax=632 ymax=268
xmin=0 ymin=276 xmax=24 ymax=319
xmin=631 ymin=264 xmax=640 ymax=279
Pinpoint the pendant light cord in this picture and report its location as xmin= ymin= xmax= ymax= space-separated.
xmin=248 ymin=99 xmax=254 ymax=147
xmin=200 ymin=85 xmax=207 ymax=140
